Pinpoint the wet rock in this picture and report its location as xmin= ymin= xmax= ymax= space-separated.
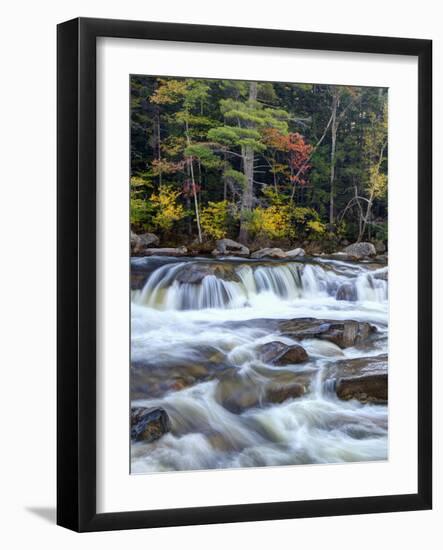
xmin=324 ymin=354 xmax=388 ymax=404
xmin=260 ymin=341 xmax=308 ymax=365
xmin=131 ymin=407 xmax=171 ymax=442
xmin=175 ymin=263 xmax=240 ymax=284
xmin=342 ymin=242 xmax=376 ymax=260
xmin=131 ymin=348 xmax=230 ymax=399
xmin=251 ymin=248 xmax=286 ymax=259
xmin=336 ymin=282 xmax=357 ymax=301
xmin=212 ymin=238 xmax=249 ymax=257
xmin=266 ymin=383 xmax=306 ymax=404
xmin=143 ymin=246 xmax=188 ymax=257
xmin=286 ymin=247 xmax=305 ymax=258
xmin=373 ymin=268 xmax=388 ymax=281
xmin=215 ymin=369 xmax=309 ymax=413
xmin=279 ymin=318 xmax=376 ymax=349
xmin=336 ymin=374 xmax=387 ymax=404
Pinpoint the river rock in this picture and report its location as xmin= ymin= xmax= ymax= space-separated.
xmin=212 ymin=238 xmax=249 ymax=257
xmin=131 ymin=347 xmax=230 ymax=399
xmin=215 ymin=369 xmax=309 ymax=413
xmin=131 ymin=232 xmax=160 ymax=254
xmin=279 ymin=318 xmax=376 ymax=349
xmin=324 ymin=354 xmax=388 ymax=404
xmin=175 ymin=263 xmax=240 ymax=284
xmin=251 ymin=248 xmax=287 ymax=259
xmin=342 ymin=242 xmax=377 ymax=260
xmin=131 ymin=407 xmax=171 ymax=442
xmin=336 ymin=374 xmax=387 ymax=403
xmin=131 ymin=231 xmax=141 ymax=253
xmin=286 ymin=247 xmax=305 ymax=258
xmin=336 ymin=282 xmax=357 ymax=301
xmin=373 ymin=268 xmax=388 ymax=281
xmin=143 ymin=246 xmax=188 ymax=257
xmin=374 ymin=240 xmax=386 ymax=254
xmin=259 ymin=341 xmax=308 ymax=365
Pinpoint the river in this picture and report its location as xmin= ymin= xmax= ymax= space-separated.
xmin=130 ymin=255 xmax=388 ymax=473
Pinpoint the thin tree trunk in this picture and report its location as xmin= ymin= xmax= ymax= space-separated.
xmin=185 ymin=120 xmax=202 ymax=243
xmin=238 ymin=81 xmax=258 ymax=243
xmin=329 ymin=89 xmax=339 ymax=226
xmin=156 ymin=109 xmax=162 ymax=185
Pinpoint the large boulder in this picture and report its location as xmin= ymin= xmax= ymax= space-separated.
xmin=279 ymin=318 xmax=376 ymax=349
xmin=131 ymin=231 xmax=141 ymax=253
xmin=342 ymin=242 xmax=376 ymax=260
xmin=259 ymin=341 xmax=308 ymax=365
xmin=143 ymin=246 xmax=188 ymax=257
xmin=251 ymin=248 xmax=287 ymax=259
xmin=212 ymin=238 xmax=249 ymax=257
xmin=131 ymin=407 xmax=171 ymax=442
xmin=336 ymin=374 xmax=387 ymax=403
xmin=335 ymin=282 xmax=357 ymax=301
xmin=286 ymin=248 xmax=305 ymax=258
xmin=324 ymin=354 xmax=388 ymax=404
xmin=131 ymin=232 xmax=159 ymax=254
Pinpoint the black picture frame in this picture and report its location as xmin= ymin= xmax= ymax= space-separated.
xmin=57 ymin=17 xmax=432 ymax=532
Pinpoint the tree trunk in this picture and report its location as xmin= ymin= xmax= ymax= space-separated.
xmin=185 ymin=120 xmax=203 ymax=244
xmin=329 ymin=89 xmax=339 ymax=226
xmin=238 ymin=81 xmax=258 ymax=243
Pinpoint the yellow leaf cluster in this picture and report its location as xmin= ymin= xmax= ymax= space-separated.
xmin=150 ymin=185 xmax=185 ymax=231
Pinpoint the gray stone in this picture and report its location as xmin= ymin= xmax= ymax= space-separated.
xmin=286 ymin=247 xmax=305 ymax=258
xmin=251 ymin=248 xmax=287 ymax=259
xmin=342 ymin=242 xmax=377 ymax=259
xmin=212 ymin=238 xmax=249 ymax=257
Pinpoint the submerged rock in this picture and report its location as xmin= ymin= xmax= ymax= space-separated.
xmin=342 ymin=242 xmax=376 ymax=260
xmin=131 ymin=407 xmax=171 ymax=442
xmin=215 ymin=369 xmax=309 ymax=413
xmin=251 ymin=248 xmax=286 ymax=259
xmin=212 ymin=238 xmax=249 ymax=257
xmin=336 ymin=282 xmax=357 ymax=301
xmin=259 ymin=341 xmax=308 ymax=365
xmin=175 ymin=263 xmax=240 ymax=284
xmin=279 ymin=318 xmax=376 ymax=349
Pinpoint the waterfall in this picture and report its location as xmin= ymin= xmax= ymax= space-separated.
xmin=133 ymin=258 xmax=388 ymax=311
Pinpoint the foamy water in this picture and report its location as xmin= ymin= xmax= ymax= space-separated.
xmin=131 ymin=256 xmax=388 ymax=473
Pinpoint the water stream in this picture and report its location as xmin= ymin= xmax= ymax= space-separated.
xmin=131 ymin=256 xmax=388 ymax=473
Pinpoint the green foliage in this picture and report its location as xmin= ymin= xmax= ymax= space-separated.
xmin=131 ymin=75 xmax=388 ymax=247
xmin=184 ymin=144 xmax=222 ymax=169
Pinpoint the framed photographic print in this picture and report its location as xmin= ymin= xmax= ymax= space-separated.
xmin=57 ymin=17 xmax=432 ymax=532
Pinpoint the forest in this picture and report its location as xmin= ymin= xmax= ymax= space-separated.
xmin=130 ymin=76 xmax=388 ymax=252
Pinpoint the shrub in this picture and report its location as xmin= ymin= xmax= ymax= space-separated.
xmin=150 ymin=185 xmax=186 ymax=232
xmin=200 ymin=200 xmax=230 ymax=239
xmin=246 ymin=206 xmax=294 ymax=240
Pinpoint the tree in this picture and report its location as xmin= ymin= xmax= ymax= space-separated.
xmin=208 ymin=81 xmax=289 ymax=243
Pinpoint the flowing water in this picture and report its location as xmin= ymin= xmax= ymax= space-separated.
xmin=130 ymin=255 xmax=388 ymax=473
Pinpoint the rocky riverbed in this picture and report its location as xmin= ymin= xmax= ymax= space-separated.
xmin=130 ymin=254 xmax=388 ymax=473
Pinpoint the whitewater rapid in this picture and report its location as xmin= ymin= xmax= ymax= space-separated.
xmin=130 ymin=256 xmax=388 ymax=473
